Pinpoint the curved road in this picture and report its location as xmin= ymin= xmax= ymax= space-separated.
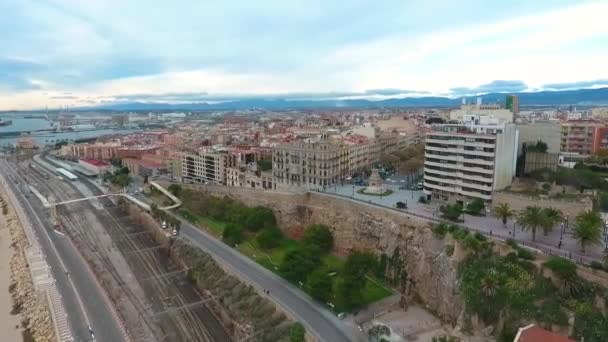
xmin=174 ymin=217 xmax=358 ymax=342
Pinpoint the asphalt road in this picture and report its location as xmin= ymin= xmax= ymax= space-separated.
xmin=1 ymin=159 xmax=127 ymax=342
xmin=174 ymin=217 xmax=358 ymax=342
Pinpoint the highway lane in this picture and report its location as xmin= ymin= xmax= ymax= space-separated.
xmin=175 ymin=219 xmax=358 ymax=342
xmin=1 ymin=159 xmax=127 ymax=342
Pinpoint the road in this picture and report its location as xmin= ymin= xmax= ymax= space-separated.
xmin=0 ymin=158 xmax=127 ymax=342
xmin=172 ymin=215 xmax=358 ymax=342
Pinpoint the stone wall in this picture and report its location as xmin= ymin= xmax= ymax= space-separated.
xmin=178 ymin=184 xmax=463 ymax=324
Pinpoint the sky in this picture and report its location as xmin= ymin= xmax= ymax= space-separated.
xmin=1 ymin=0 xmax=608 ymax=110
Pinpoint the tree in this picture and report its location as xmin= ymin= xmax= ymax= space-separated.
xmin=256 ymin=226 xmax=283 ymax=249
xmin=279 ymin=246 xmax=322 ymax=284
xmin=573 ymin=210 xmax=603 ymax=253
xmin=541 ymin=207 xmax=563 ymax=236
xmin=301 ymin=224 xmax=334 ymax=253
xmin=222 ymin=223 xmax=244 ymax=247
xmin=245 ymin=207 xmax=276 ymax=232
xmin=336 ymin=251 xmax=377 ymax=310
xmin=257 ymin=159 xmax=272 ymax=172
xmin=168 ymin=184 xmax=182 ymax=197
xmin=517 ymin=206 xmax=547 ymax=241
xmin=599 ymin=192 xmax=608 ymax=212
xmin=288 ymin=322 xmax=305 ymax=342
xmin=465 ymin=198 xmax=485 ymax=215
xmin=440 ymin=203 xmax=464 ymax=221
xmin=593 ymin=148 xmax=608 ymax=166
xmin=305 ymin=268 xmax=333 ymax=303
xmin=493 ymin=203 xmax=515 ymax=225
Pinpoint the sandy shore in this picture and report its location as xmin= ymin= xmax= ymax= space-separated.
xmin=0 ymin=214 xmax=23 ymax=342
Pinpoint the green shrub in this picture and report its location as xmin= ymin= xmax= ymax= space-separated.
xmin=451 ymin=227 xmax=469 ymax=241
xmin=279 ymin=246 xmax=322 ymax=284
xmin=432 ymin=223 xmax=448 ymax=238
xmin=445 ymin=244 xmax=455 ymax=257
xmin=418 ymin=196 xmax=428 ymax=204
xmin=301 ymin=224 xmax=334 ymax=253
xmin=506 ymin=238 xmax=518 ymax=249
xmin=590 ymin=261 xmax=605 ymax=271
xmin=222 ymin=223 xmax=244 ymax=247
xmin=465 ymin=198 xmax=485 ymax=215
xmin=544 ymin=257 xmax=577 ymax=280
xmin=440 ymin=203 xmax=464 ymax=221
xmin=517 ymin=248 xmax=535 ymax=261
xmin=289 ymin=322 xmax=305 ymax=342
xmin=256 ymin=226 xmax=283 ymax=250
xmin=305 ymin=268 xmax=333 ymax=303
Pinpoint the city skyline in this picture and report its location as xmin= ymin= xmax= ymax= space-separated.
xmin=1 ymin=0 xmax=608 ymax=109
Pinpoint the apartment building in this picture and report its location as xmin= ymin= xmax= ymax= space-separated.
xmin=61 ymin=142 xmax=121 ymax=160
xmin=273 ymin=133 xmax=351 ymax=189
xmin=560 ymin=121 xmax=602 ymax=157
xmin=423 ymin=116 xmax=518 ymax=202
xmin=181 ymin=150 xmax=237 ymax=185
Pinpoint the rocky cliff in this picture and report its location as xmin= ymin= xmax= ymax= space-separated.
xmin=179 ymin=185 xmax=463 ymax=324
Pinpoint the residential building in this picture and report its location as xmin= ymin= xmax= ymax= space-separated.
xmin=181 ymin=150 xmax=237 ymax=185
xmin=560 ymin=121 xmax=602 ymax=157
xmin=61 ymin=142 xmax=121 ymax=160
xmin=272 ymin=132 xmax=351 ymax=189
xmin=123 ymin=158 xmax=164 ymax=177
xmin=593 ymin=126 xmax=608 ymax=152
xmin=516 ymin=121 xmax=561 ymax=155
xmin=423 ymin=115 xmax=518 ymax=202
xmin=505 ymin=94 xmax=520 ymax=114
xmin=592 ymin=107 xmax=608 ymax=120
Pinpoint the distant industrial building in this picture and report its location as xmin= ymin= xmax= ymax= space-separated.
xmin=423 ymin=115 xmax=518 ymax=202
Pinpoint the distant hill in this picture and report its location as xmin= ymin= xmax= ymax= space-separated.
xmin=83 ymin=87 xmax=608 ymax=111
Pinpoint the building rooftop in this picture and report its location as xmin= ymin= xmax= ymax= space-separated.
xmin=514 ymin=325 xmax=574 ymax=342
xmin=80 ymin=158 xmax=109 ymax=167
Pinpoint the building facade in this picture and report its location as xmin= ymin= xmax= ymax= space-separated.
xmin=516 ymin=121 xmax=561 ymax=155
xmin=272 ymin=133 xmax=351 ymax=189
xmin=506 ymin=95 xmax=520 ymax=114
xmin=181 ymin=151 xmax=237 ymax=185
xmin=423 ymin=116 xmax=518 ymax=202
xmin=560 ymin=121 xmax=602 ymax=157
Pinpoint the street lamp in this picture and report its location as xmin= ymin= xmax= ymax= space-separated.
xmin=512 ymin=221 xmax=516 ymax=237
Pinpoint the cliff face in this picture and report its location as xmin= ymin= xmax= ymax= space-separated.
xmin=181 ymin=185 xmax=463 ymax=323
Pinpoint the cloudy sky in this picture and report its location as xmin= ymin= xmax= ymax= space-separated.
xmin=1 ymin=0 xmax=608 ymax=109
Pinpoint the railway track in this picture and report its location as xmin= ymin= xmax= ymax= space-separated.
xmin=10 ymin=160 xmax=229 ymax=342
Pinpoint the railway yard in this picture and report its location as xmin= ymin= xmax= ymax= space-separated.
xmin=2 ymin=156 xmax=231 ymax=342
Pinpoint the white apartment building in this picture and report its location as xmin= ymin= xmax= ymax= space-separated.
xmin=423 ymin=115 xmax=518 ymax=202
xmin=181 ymin=151 xmax=237 ymax=185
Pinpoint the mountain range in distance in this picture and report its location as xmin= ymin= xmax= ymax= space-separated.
xmin=43 ymin=87 xmax=608 ymax=112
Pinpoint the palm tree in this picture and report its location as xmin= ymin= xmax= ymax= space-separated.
xmin=573 ymin=210 xmax=603 ymax=253
xmin=517 ymin=206 xmax=547 ymax=241
xmin=493 ymin=202 xmax=515 ymax=226
xmin=541 ymin=207 xmax=563 ymax=236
